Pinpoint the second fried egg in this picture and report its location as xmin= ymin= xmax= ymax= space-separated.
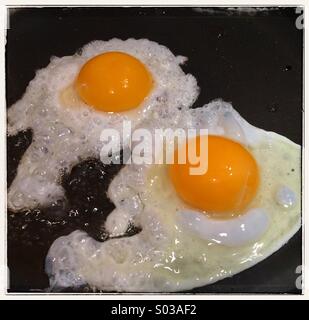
xmin=46 ymin=100 xmax=301 ymax=292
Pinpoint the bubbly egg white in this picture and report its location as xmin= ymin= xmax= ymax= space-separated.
xmin=46 ymin=100 xmax=301 ymax=292
xmin=7 ymin=38 xmax=199 ymax=211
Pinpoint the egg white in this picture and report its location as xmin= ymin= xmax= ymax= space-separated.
xmin=46 ymin=100 xmax=301 ymax=292
xmin=7 ymin=38 xmax=199 ymax=211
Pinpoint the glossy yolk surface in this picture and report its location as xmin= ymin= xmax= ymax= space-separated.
xmin=75 ymin=52 xmax=153 ymax=112
xmin=169 ymin=135 xmax=260 ymax=216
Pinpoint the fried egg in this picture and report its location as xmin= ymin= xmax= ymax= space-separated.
xmin=46 ymin=100 xmax=301 ymax=292
xmin=7 ymin=38 xmax=199 ymax=211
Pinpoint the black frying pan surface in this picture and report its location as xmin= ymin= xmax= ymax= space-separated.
xmin=6 ymin=7 xmax=303 ymax=293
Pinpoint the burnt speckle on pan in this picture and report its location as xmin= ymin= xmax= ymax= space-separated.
xmin=7 ymin=6 xmax=302 ymax=293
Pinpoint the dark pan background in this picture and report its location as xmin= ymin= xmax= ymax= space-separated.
xmin=6 ymin=7 xmax=303 ymax=293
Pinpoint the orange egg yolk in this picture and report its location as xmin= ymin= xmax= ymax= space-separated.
xmin=169 ymin=135 xmax=260 ymax=216
xmin=75 ymin=52 xmax=153 ymax=112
